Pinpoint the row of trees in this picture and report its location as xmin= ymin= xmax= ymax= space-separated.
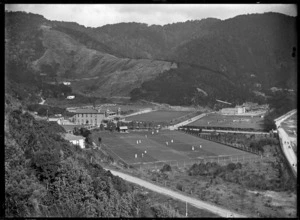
xmin=184 ymin=130 xmax=278 ymax=155
xmin=27 ymin=104 xmax=75 ymax=117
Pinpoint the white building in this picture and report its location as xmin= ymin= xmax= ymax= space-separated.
xmin=221 ymin=107 xmax=245 ymax=115
xmin=67 ymin=96 xmax=75 ymax=99
xmin=48 ymin=117 xmax=64 ymax=125
xmin=63 ymin=133 xmax=85 ymax=149
xmin=118 ymin=126 xmax=128 ymax=133
xmin=63 ymin=82 xmax=71 ymax=85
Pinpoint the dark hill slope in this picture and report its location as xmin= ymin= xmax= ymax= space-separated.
xmin=172 ymin=13 xmax=297 ymax=89
xmin=5 ymin=11 xmax=297 ymax=106
xmin=5 ymin=11 xmax=177 ymax=98
xmin=130 ymin=13 xmax=297 ymax=105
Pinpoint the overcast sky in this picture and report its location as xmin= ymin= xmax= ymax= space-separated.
xmin=5 ymin=4 xmax=297 ymax=28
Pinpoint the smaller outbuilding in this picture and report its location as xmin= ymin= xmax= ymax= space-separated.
xmin=67 ymin=95 xmax=75 ymax=99
xmin=118 ymin=126 xmax=128 ymax=133
xmin=63 ymin=133 xmax=85 ymax=149
xmin=47 ymin=117 xmax=64 ymax=125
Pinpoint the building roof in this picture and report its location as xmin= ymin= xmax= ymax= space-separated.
xmin=63 ymin=133 xmax=85 ymax=141
xmin=61 ymin=124 xmax=84 ymax=131
xmin=75 ymin=108 xmax=104 ymax=114
xmin=48 ymin=117 xmax=62 ymax=121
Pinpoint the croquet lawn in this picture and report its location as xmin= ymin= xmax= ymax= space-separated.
xmin=95 ymin=130 xmax=253 ymax=164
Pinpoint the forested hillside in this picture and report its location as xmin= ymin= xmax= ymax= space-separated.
xmin=5 ymin=11 xmax=177 ymax=99
xmin=5 ymin=11 xmax=297 ymax=106
xmin=4 ymin=97 xmax=182 ymax=217
xmin=130 ymin=63 xmax=255 ymax=107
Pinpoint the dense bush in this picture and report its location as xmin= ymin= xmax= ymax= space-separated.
xmin=160 ymin=164 xmax=172 ymax=173
xmin=27 ymin=104 xmax=75 ymax=117
xmin=151 ymin=203 xmax=180 ymax=218
xmin=188 ymin=156 xmax=295 ymax=192
xmin=5 ymin=109 xmax=175 ymax=217
xmin=249 ymin=138 xmax=279 ymax=153
xmin=176 ymin=183 xmax=183 ymax=191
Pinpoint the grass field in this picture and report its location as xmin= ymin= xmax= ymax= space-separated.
xmin=125 ymin=110 xmax=193 ymax=123
xmin=94 ymin=130 xmax=254 ymax=165
xmin=189 ymin=113 xmax=264 ymax=129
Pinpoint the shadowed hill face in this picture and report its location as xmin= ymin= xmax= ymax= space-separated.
xmin=31 ymin=27 xmax=177 ymax=97
xmin=5 ymin=11 xmax=297 ymax=106
xmin=172 ymin=13 xmax=297 ymax=88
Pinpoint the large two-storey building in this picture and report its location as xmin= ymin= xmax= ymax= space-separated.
xmin=71 ymin=108 xmax=121 ymax=126
xmin=72 ymin=109 xmax=105 ymax=126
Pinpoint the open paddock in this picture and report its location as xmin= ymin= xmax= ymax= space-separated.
xmin=95 ymin=130 xmax=256 ymax=166
xmin=188 ymin=113 xmax=264 ymax=130
xmin=125 ymin=110 xmax=193 ymax=123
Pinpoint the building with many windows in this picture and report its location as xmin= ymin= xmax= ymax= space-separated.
xmin=72 ymin=108 xmax=105 ymax=126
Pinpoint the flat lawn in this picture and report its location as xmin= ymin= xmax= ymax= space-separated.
xmin=125 ymin=110 xmax=193 ymax=122
xmin=189 ymin=113 xmax=264 ymax=129
xmin=102 ymin=104 xmax=154 ymax=112
xmin=94 ymin=130 xmax=253 ymax=165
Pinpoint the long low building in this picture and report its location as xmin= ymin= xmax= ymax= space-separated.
xmin=71 ymin=108 xmax=120 ymax=126
xmin=221 ymin=107 xmax=245 ymax=115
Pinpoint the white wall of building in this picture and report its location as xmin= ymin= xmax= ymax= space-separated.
xmin=73 ymin=113 xmax=104 ymax=126
xmin=70 ymin=139 xmax=85 ymax=149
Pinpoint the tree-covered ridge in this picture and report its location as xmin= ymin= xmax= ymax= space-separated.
xmin=5 ymin=11 xmax=296 ymax=106
xmin=262 ymin=91 xmax=297 ymax=130
xmin=5 ymin=11 xmax=47 ymax=67
xmin=130 ymin=64 xmax=259 ymax=107
xmin=4 ymin=107 xmax=181 ymax=217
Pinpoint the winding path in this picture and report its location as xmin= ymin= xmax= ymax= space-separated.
xmin=105 ymin=168 xmax=247 ymax=218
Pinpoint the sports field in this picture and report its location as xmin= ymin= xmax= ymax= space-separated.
xmin=189 ymin=113 xmax=264 ymax=130
xmin=96 ymin=130 xmax=254 ymax=165
xmin=125 ymin=110 xmax=193 ymax=123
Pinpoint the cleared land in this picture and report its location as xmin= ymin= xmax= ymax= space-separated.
xmin=189 ymin=113 xmax=264 ymax=130
xmin=123 ymin=143 xmax=297 ymax=218
xmin=281 ymin=113 xmax=297 ymax=138
xmin=95 ymin=130 xmax=254 ymax=165
xmin=125 ymin=110 xmax=193 ymax=123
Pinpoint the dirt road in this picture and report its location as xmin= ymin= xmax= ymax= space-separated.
xmin=275 ymin=109 xmax=297 ymax=176
xmin=169 ymin=113 xmax=207 ymax=130
xmin=105 ymin=168 xmax=247 ymax=218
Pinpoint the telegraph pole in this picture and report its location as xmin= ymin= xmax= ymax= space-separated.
xmin=185 ymin=201 xmax=188 ymax=217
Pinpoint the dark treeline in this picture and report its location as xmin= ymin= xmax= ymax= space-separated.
xmin=263 ymin=91 xmax=297 ymax=130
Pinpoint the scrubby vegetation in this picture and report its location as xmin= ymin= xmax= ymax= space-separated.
xmin=27 ymin=104 xmax=75 ymax=117
xmin=187 ymin=155 xmax=295 ymax=192
xmin=263 ymin=91 xmax=297 ymax=130
xmin=4 ymin=107 xmax=179 ymax=217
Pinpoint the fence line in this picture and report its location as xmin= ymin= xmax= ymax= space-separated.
xmin=181 ymin=130 xmax=261 ymax=155
xmin=131 ymin=153 xmax=264 ymax=170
